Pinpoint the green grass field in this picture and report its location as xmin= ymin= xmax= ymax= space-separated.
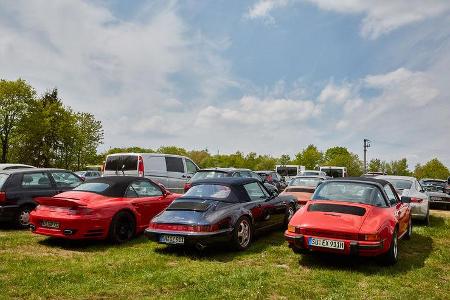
xmin=1 ymin=211 xmax=449 ymax=299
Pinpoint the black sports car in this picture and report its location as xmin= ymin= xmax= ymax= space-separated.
xmin=145 ymin=177 xmax=298 ymax=250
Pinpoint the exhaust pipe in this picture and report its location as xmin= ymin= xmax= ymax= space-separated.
xmin=63 ymin=229 xmax=74 ymax=235
xmin=195 ymin=243 xmax=206 ymax=251
xmin=29 ymin=224 xmax=35 ymax=231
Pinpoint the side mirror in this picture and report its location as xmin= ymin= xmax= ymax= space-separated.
xmin=401 ymin=196 xmax=411 ymax=203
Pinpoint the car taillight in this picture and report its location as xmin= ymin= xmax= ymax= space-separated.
xmin=358 ymin=233 xmax=380 ymax=241
xmin=287 ymin=225 xmax=305 ymax=234
xmin=410 ymin=197 xmax=424 ymax=203
xmin=184 ymin=182 xmax=191 ymax=193
xmin=67 ymin=207 xmax=94 ymax=215
xmin=150 ymin=219 xmax=229 ymax=232
xmin=0 ymin=191 xmax=6 ymax=203
xmin=138 ymin=156 xmax=144 ymax=177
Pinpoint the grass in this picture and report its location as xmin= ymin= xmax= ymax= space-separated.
xmin=0 ymin=211 xmax=449 ymax=300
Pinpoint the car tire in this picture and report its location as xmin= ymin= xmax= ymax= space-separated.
xmin=284 ymin=204 xmax=295 ymax=227
xmin=108 ymin=211 xmax=136 ymax=244
xmin=383 ymin=228 xmax=398 ymax=265
xmin=16 ymin=205 xmax=34 ymax=229
xmin=404 ymin=217 xmax=412 ymax=240
xmin=232 ymin=216 xmax=253 ymax=251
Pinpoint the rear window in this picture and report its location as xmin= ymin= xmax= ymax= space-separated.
xmin=74 ymin=182 xmax=110 ymax=193
xmin=289 ymin=177 xmax=322 ymax=187
xmin=386 ymin=179 xmax=412 ymax=190
xmin=184 ymin=184 xmax=231 ymax=199
xmin=276 ymin=167 xmax=298 ymax=177
xmin=192 ymin=171 xmax=227 ymax=180
xmin=105 ymin=155 xmax=137 ymax=171
xmin=0 ymin=173 xmax=9 ymax=188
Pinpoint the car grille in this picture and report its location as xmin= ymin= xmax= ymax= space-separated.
xmin=304 ymin=228 xmax=357 ymax=240
xmin=285 ymin=187 xmax=314 ymax=193
xmin=308 ymin=203 xmax=366 ymax=216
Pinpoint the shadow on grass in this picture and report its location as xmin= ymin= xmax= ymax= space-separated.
xmin=154 ymin=229 xmax=286 ymax=262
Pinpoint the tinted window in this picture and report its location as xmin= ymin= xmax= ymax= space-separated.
xmin=105 ymin=155 xmax=138 ymax=171
xmin=50 ymin=172 xmax=82 ymax=188
xmin=312 ymin=182 xmax=384 ymax=206
xmin=244 ymin=182 xmax=268 ymax=201
xmin=276 ymin=167 xmax=298 ymax=177
xmin=128 ymin=181 xmax=163 ymax=197
xmin=184 ymin=184 xmax=231 ymax=199
xmin=185 ymin=159 xmax=198 ymax=174
xmin=21 ymin=172 xmax=51 ymax=188
xmin=165 ymin=157 xmax=184 ymax=173
xmin=321 ymin=168 xmax=344 ymax=178
xmin=192 ymin=171 xmax=227 ymax=180
xmin=74 ymin=182 xmax=110 ymax=193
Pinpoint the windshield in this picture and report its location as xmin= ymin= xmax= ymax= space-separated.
xmin=184 ymin=184 xmax=231 ymax=199
xmin=276 ymin=167 xmax=298 ymax=177
xmin=385 ymin=179 xmax=412 ymax=190
xmin=312 ymin=182 xmax=385 ymax=206
xmin=73 ymin=182 xmax=110 ymax=193
xmin=289 ymin=177 xmax=322 ymax=187
xmin=422 ymin=180 xmax=445 ymax=188
xmin=192 ymin=171 xmax=227 ymax=181
xmin=105 ymin=155 xmax=137 ymax=171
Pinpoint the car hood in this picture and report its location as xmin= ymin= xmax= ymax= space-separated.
xmin=290 ymin=200 xmax=372 ymax=233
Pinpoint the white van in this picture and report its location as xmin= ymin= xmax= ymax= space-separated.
xmin=319 ymin=166 xmax=347 ymax=178
xmin=103 ymin=153 xmax=199 ymax=193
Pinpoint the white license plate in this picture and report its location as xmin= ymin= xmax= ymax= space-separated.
xmin=41 ymin=220 xmax=60 ymax=229
xmin=160 ymin=235 xmax=184 ymax=245
xmin=309 ymin=237 xmax=344 ymax=250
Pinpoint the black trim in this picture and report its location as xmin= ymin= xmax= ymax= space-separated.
xmin=308 ymin=203 xmax=366 ymax=216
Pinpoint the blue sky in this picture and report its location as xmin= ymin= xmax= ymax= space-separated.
xmin=0 ymin=0 xmax=449 ymax=168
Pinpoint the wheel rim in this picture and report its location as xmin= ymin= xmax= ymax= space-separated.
xmin=19 ymin=209 xmax=31 ymax=226
xmin=393 ymin=233 xmax=398 ymax=259
xmin=287 ymin=206 xmax=294 ymax=221
xmin=237 ymin=220 xmax=251 ymax=247
xmin=116 ymin=217 xmax=133 ymax=241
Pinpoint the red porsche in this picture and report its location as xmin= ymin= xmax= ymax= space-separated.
xmin=285 ymin=177 xmax=412 ymax=264
xmin=29 ymin=176 xmax=180 ymax=243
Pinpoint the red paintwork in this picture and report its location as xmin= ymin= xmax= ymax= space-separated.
xmin=29 ymin=191 xmax=180 ymax=240
xmin=285 ymin=199 xmax=411 ymax=257
xmin=280 ymin=186 xmax=315 ymax=205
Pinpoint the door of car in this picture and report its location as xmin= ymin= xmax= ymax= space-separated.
xmin=243 ymin=182 xmax=278 ymax=228
xmin=6 ymin=172 xmax=58 ymax=207
xmin=125 ymin=180 xmax=172 ymax=229
xmin=49 ymin=171 xmax=83 ymax=194
xmin=165 ymin=156 xmax=186 ymax=193
xmin=384 ymin=184 xmax=409 ymax=235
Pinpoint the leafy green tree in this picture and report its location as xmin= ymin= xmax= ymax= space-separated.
xmin=73 ymin=112 xmax=104 ymax=170
xmin=278 ymin=154 xmax=291 ymax=166
xmin=386 ymin=158 xmax=412 ymax=176
xmin=156 ymin=146 xmax=188 ymax=156
xmin=294 ymin=144 xmax=323 ymax=169
xmin=0 ymin=79 xmax=35 ymax=162
xmin=414 ymin=158 xmax=450 ymax=179
xmin=323 ymin=146 xmax=363 ymax=176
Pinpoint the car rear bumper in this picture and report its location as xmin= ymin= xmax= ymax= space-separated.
xmin=144 ymin=228 xmax=233 ymax=247
xmin=284 ymin=231 xmax=386 ymax=256
xmin=29 ymin=212 xmax=109 ymax=240
xmin=410 ymin=202 xmax=428 ymax=219
xmin=0 ymin=205 xmax=19 ymax=222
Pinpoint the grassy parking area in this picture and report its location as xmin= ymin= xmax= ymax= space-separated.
xmin=0 ymin=211 xmax=449 ymax=300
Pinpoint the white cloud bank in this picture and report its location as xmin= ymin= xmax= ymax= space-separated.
xmin=246 ymin=0 xmax=293 ymax=23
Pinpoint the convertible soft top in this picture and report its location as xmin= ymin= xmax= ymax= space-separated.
xmin=330 ymin=176 xmax=390 ymax=186
xmin=76 ymin=176 xmax=154 ymax=197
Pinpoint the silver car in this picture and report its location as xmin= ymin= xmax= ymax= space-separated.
xmin=377 ymin=175 xmax=430 ymax=225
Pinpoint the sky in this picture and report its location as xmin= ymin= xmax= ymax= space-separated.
xmin=0 ymin=0 xmax=449 ymax=168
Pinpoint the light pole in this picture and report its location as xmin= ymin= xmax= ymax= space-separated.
xmin=363 ymin=139 xmax=371 ymax=174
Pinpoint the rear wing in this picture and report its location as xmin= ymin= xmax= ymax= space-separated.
xmin=35 ymin=197 xmax=86 ymax=208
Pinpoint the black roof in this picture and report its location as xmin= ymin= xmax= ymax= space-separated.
xmin=327 ymin=176 xmax=390 ymax=186
xmin=192 ymin=177 xmax=259 ymax=187
xmin=0 ymin=168 xmax=68 ymax=175
xmin=197 ymin=168 xmax=251 ymax=173
xmin=76 ymin=176 xmax=153 ymax=197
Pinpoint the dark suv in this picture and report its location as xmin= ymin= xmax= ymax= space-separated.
xmin=0 ymin=168 xmax=83 ymax=228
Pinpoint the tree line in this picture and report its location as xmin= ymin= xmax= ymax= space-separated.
xmin=103 ymin=145 xmax=450 ymax=180
xmin=0 ymin=79 xmax=103 ymax=170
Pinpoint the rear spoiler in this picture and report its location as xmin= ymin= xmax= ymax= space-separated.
xmin=34 ymin=197 xmax=86 ymax=208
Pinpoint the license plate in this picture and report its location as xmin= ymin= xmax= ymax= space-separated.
xmin=430 ymin=196 xmax=443 ymax=201
xmin=309 ymin=237 xmax=344 ymax=250
xmin=159 ymin=235 xmax=184 ymax=245
xmin=41 ymin=220 xmax=60 ymax=229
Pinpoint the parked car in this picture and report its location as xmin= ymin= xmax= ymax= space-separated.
xmin=285 ymin=177 xmax=412 ymax=265
xmin=29 ymin=176 xmax=181 ymax=243
xmin=0 ymin=164 xmax=35 ymax=170
xmin=255 ymin=171 xmax=287 ymax=192
xmin=420 ymin=178 xmax=450 ymax=209
xmin=280 ymin=176 xmax=326 ymax=206
xmin=376 ymin=175 xmax=430 ymax=225
xmin=75 ymin=170 xmax=102 ymax=181
xmin=183 ymin=168 xmax=278 ymax=195
xmin=145 ymin=177 xmax=298 ymax=250
xmin=319 ymin=166 xmax=347 ymax=178
xmin=0 ymin=168 xmax=83 ymax=228
xmin=362 ymin=172 xmax=387 ymax=177
xmin=299 ymin=170 xmax=327 ymax=177
xmin=103 ymin=153 xmax=199 ymax=194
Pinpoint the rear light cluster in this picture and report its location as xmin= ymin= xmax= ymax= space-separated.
xmin=358 ymin=233 xmax=380 ymax=241
xmin=0 ymin=191 xmax=6 ymax=203
xmin=138 ymin=156 xmax=144 ymax=177
xmin=184 ymin=182 xmax=192 ymax=193
xmin=287 ymin=226 xmax=358 ymax=240
xmin=67 ymin=207 xmax=94 ymax=215
xmin=410 ymin=197 xmax=424 ymax=203
xmin=287 ymin=225 xmax=304 ymax=234
xmin=150 ymin=218 xmax=230 ymax=233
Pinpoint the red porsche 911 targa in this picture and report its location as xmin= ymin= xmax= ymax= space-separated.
xmin=29 ymin=176 xmax=181 ymax=243
xmin=285 ymin=177 xmax=412 ymax=264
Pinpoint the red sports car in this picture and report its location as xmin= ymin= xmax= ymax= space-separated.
xmin=285 ymin=177 xmax=412 ymax=264
xmin=29 ymin=176 xmax=180 ymax=243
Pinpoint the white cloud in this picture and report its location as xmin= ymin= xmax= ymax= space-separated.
xmin=305 ymin=0 xmax=450 ymax=39
xmin=246 ymin=0 xmax=293 ymax=22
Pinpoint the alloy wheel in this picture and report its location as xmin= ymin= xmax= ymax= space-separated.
xmin=393 ymin=233 xmax=398 ymax=259
xmin=19 ymin=209 xmax=31 ymax=226
xmin=237 ymin=219 xmax=251 ymax=248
